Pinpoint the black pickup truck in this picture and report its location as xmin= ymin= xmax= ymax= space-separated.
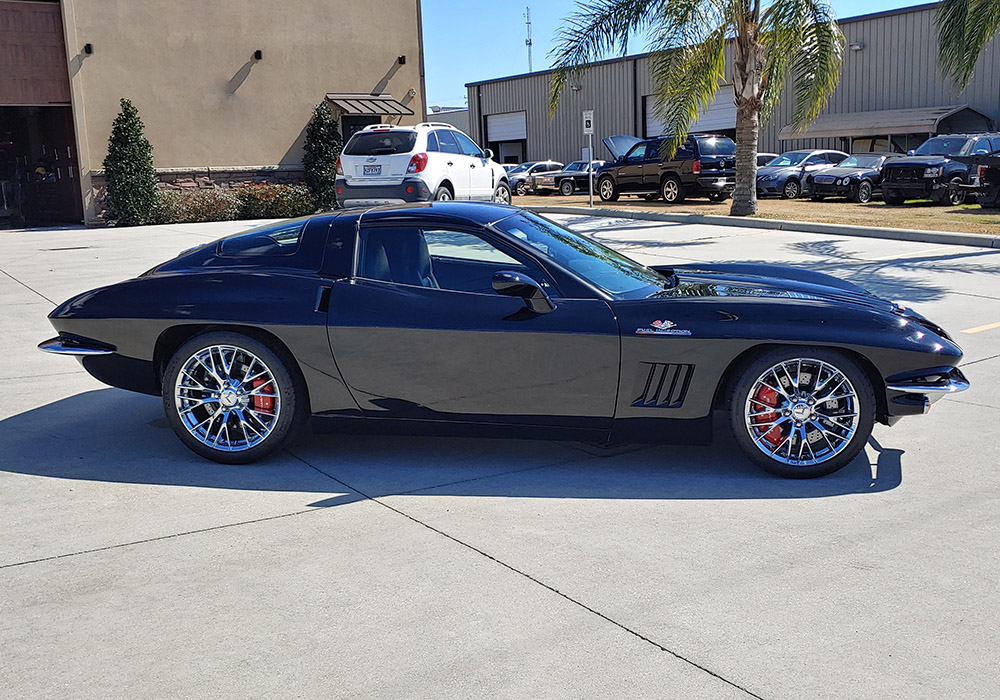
xmin=880 ymin=133 xmax=1000 ymax=205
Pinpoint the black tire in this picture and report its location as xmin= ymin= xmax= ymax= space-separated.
xmin=163 ymin=331 xmax=308 ymax=464
xmin=708 ymin=192 xmax=729 ymax=202
xmin=660 ymin=175 xmax=685 ymax=204
xmin=932 ymin=177 xmax=966 ymax=206
xmin=492 ymin=181 xmax=511 ymax=204
xmin=598 ymin=176 xmax=619 ymax=202
xmin=852 ymin=180 xmax=873 ymax=203
xmin=434 ymin=185 xmax=453 ymax=201
xmin=781 ymin=178 xmax=801 ymax=199
xmin=559 ymin=180 xmax=575 ymax=196
xmin=729 ymin=347 xmax=876 ymax=479
xmin=810 ymin=194 xmax=825 ymax=202
xmin=515 ymin=181 xmax=528 ymax=197
xmin=644 ymin=193 xmax=659 ymax=202
xmin=882 ymin=188 xmax=905 ymax=205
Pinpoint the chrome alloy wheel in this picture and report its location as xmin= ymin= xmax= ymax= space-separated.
xmin=174 ymin=344 xmax=281 ymax=452
xmin=599 ymin=178 xmax=614 ymax=200
xmin=743 ymin=358 xmax=860 ymax=467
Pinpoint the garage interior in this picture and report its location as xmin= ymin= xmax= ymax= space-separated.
xmin=1 ymin=0 xmax=83 ymax=226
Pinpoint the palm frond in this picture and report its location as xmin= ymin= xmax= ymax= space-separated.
xmin=548 ymin=0 xmax=665 ymax=115
xmin=937 ymin=0 xmax=1000 ymax=89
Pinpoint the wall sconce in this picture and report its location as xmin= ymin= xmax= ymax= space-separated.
xmin=849 ymin=42 xmax=864 ymax=51
xmin=397 ymin=55 xmax=406 ymax=65
xmin=253 ymin=49 xmax=263 ymax=61
xmin=570 ymin=83 xmax=583 ymax=91
xmin=83 ymin=43 xmax=94 ymax=55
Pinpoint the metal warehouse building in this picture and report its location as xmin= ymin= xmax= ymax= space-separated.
xmin=465 ymin=3 xmax=999 ymax=165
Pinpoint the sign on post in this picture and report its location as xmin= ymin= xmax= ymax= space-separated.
xmin=583 ymin=110 xmax=595 ymax=207
xmin=582 ymin=110 xmax=594 ymax=135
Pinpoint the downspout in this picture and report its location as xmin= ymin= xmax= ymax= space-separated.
xmin=632 ymin=58 xmax=639 ymax=137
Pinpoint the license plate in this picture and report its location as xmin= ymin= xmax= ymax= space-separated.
xmin=363 ymin=165 xmax=382 ymax=176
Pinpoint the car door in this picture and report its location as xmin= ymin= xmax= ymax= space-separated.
xmin=326 ymin=223 xmax=620 ymax=432
xmin=618 ymin=143 xmax=649 ymax=192
xmin=642 ymin=141 xmax=664 ymax=189
xmin=434 ymin=130 xmax=469 ymax=198
xmin=453 ymin=131 xmax=494 ymax=199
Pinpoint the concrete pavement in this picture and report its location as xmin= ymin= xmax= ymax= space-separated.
xmin=1 ymin=216 xmax=998 ymax=699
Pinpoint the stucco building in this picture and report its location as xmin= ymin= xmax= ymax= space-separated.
xmin=465 ymin=3 xmax=998 ymax=165
xmin=0 ymin=0 xmax=427 ymax=224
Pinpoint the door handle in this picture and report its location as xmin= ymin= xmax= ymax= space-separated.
xmin=470 ymin=164 xmax=476 ymax=168
xmin=447 ymin=161 xmax=453 ymax=166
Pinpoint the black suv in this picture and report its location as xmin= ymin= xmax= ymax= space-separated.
xmin=880 ymin=133 xmax=1000 ymax=205
xmin=596 ymin=134 xmax=736 ymax=203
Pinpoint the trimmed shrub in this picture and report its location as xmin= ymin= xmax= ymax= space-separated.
xmin=150 ymin=184 xmax=316 ymax=224
xmin=235 ymin=183 xmax=316 ymax=219
xmin=302 ymin=102 xmax=343 ymax=210
xmin=103 ymin=98 xmax=159 ymax=226
xmin=151 ymin=189 xmax=238 ymax=224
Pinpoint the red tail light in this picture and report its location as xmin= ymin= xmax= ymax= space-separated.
xmin=407 ymin=153 xmax=428 ymax=174
xmin=336 ymin=157 xmax=343 ymax=176
xmin=692 ymin=160 xmax=701 ymax=174
xmin=979 ymin=165 xmax=987 ymax=180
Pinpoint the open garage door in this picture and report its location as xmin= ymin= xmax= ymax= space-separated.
xmin=644 ymin=87 xmax=736 ymax=138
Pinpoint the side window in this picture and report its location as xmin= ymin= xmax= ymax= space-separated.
xmin=646 ymin=142 xmax=661 ymax=160
xmin=627 ymin=144 xmax=647 ymax=161
xmin=804 ymin=155 xmax=825 ymax=165
xmin=826 ymin=152 xmax=847 ymax=164
xmin=424 ymin=230 xmax=522 ymax=265
xmin=426 ymin=132 xmax=440 ymax=152
xmin=436 ymin=130 xmax=461 ymax=155
xmin=991 ymin=137 xmax=1000 ymax=153
xmin=674 ymin=143 xmax=693 ymax=160
xmin=971 ymin=139 xmax=992 ymax=155
xmin=453 ymin=132 xmax=484 ymax=158
xmin=219 ymin=219 xmax=307 ymax=257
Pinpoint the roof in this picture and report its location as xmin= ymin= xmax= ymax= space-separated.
xmin=325 ymin=93 xmax=414 ymax=116
xmin=778 ymin=105 xmax=995 ymax=140
xmin=343 ymin=201 xmax=522 ymax=227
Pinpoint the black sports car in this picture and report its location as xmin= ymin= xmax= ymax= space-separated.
xmin=808 ymin=153 xmax=900 ymax=203
xmin=39 ymin=202 xmax=968 ymax=478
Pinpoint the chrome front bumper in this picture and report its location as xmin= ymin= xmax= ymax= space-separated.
xmin=38 ymin=336 xmax=115 ymax=356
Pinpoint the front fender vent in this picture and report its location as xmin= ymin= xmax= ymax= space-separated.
xmin=632 ymin=362 xmax=694 ymax=408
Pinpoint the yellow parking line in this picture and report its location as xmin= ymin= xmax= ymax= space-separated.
xmin=864 ymin=246 xmax=956 ymax=262
xmin=961 ymin=321 xmax=1000 ymax=334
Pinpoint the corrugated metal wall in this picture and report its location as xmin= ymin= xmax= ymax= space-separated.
xmin=467 ymin=5 xmax=1000 ymax=162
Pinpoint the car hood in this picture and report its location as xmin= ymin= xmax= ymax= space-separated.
xmin=883 ymin=155 xmax=953 ymax=167
xmin=756 ymin=165 xmax=800 ymax=178
xmin=603 ymin=135 xmax=642 ymax=160
xmin=813 ymin=166 xmax=878 ymax=178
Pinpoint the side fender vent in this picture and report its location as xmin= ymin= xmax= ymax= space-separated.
xmin=632 ymin=362 xmax=694 ymax=408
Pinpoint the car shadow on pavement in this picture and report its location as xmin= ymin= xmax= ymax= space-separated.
xmin=0 ymin=388 xmax=902 ymax=502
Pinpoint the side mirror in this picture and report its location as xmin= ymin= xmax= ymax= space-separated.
xmin=484 ymin=148 xmax=494 ymax=160
xmin=492 ymin=271 xmax=555 ymax=314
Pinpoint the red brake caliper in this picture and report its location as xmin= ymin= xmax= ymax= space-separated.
xmin=753 ymin=385 xmax=783 ymax=446
xmin=252 ymin=379 xmax=275 ymax=414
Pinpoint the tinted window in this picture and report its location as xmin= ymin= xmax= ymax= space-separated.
xmin=508 ymin=162 xmax=534 ymax=174
xmin=695 ymin=137 xmax=736 ymax=156
xmin=426 ymin=132 xmax=440 ymax=152
xmin=219 ymin=220 xmax=307 ymax=257
xmin=991 ymin=138 xmax=1000 ymax=152
xmin=768 ymin=152 xmax=809 ymax=166
xmin=825 ymin=152 xmax=847 ymax=163
xmin=344 ymin=131 xmax=417 ymax=156
xmin=914 ymin=137 xmax=975 ymax=156
xmin=627 ymin=144 xmax=647 ymax=161
xmin=673 ymin=145 xmax=694 ymax=160
xmin=971 ymin=139 xmax=993 ymax=155
xmin=453 ymin=131 xmax=484 ymax=157
xmin=564 ymin=162 xmax=585 ymax=172
xmin=838 ymin=155 xmax=884 ymax=168
xmin=436 ymin=130 xmax=461 ymax=154
xmin=804 ymin=155 xmax=825 ymax=165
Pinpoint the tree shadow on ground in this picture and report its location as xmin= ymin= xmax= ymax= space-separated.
xmin=0 ymin=389 xmax=902 ymax=504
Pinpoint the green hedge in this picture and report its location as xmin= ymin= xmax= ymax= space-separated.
xmin=151 ymin=184 xmax=316 ymax=224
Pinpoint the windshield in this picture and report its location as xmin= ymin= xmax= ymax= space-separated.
xmin=766 ymin=152 xmax=809 ymax=167
xmin=344 ymin=131 xmax=417 ymax=156
xmin=838 ymin=155 xmax=884 ymax=168
xmin=507 ymin=162 xmax=534 ymax=174
xmin=697 ymin=138 xmax=736 ymax=156
xmin=493 ymin=212 xmax=668 ymax=299
xmin=564 ymin=161 xmax=585 ymax=171
xmin=914 ymin=137 xmax=974 ymax=156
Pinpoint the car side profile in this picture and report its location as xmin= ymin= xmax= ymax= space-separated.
xmin=509 ymin=161 xmax=564 ymax=196
xmin=756 ymin=150 xmax=849 ymax=199
xmin=41 ymin=202 xmax=968 ymax=479
xmin=529 ymin=160 xmax=605 ymax=196
xmin=335 ymin=122 xmax=510 ymax=207
xmin=807 ymin=153 xmax=900 ymax=203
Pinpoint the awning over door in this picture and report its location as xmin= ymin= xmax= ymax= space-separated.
xmin=325 ymin=93 xmax=413 ymax=116
xmin=778 ymin=105 xmax=995 ymax=140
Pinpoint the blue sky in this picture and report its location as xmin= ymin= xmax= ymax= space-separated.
xmin=421 ymin=0 xmax=922 ymax=107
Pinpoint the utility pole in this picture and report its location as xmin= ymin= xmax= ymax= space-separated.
xmin=524 ymin=6 xmax=533 ymax=72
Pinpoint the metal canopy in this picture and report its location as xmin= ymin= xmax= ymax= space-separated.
xmin=325 ymin=93 xmax=414 ymax=116
xmin=778 ymin=105 xmax=994 ymax=140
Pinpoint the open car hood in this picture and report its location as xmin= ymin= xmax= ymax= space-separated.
xmin=602 ymin=135 xmax=642 ymax=160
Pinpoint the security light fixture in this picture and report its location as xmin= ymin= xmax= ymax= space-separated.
xmin=83 ymin=43 xmax=93 ymax=55
xmin=398 ymin=55 xmax=406 ymax=65
xmin=849 ymin=42 xmax=864 ymax=51
xmin=253 ymin=49 xmax=263 ymax=60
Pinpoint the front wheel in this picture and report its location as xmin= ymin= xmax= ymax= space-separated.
xmin=729 ymin=348 xmax=875 ymax=478
xmin=492 ymin=182 xmax=511 ymax=204
xmin=515 ymin=181 xmax=528 ymax=196
xmin=781 ymin=179 xmax=801 ymax=199
xmin=598 ymin=176 xmax=619 ymax=202
xmin=883 ymin=188 xmax=905 ymax=205
xmin=936 ymin=177 xmax=966 ymax=206
xmin=853 ymin=180 xmax=873 ymax=204
xmin=163 ymin=332 xmax=307 ymax=464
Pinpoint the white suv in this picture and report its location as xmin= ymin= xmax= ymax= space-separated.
xmin=335 ymin=123 xmax=511 ymax=208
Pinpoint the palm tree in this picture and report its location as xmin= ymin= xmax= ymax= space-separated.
xmin=550 ymin=0 xmax=844 ymax=216
xmin=937 ymin=0 xmax=1000 ymax=89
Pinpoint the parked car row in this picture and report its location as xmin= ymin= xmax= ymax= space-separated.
xmin=331 ymin=121 xmax=1000 ymax=210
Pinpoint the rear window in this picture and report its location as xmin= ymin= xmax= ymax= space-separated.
xmin=219 ymin=219 xmax=307 ymax=257
xmin=696 ymin=137 xmax=736 ymax=156
xmin=344 ymin=130 xmax=417 ymax=156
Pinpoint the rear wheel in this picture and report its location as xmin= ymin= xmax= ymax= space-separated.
xmin=163 ymin=332 xmax=307 ymax=464
xmin=598 ymin=176 xmax=619 ymax=202
xmin=781 ymin=179 xmax=801 ymax=199
xmin=853 ymin=180 xmax=873 ymax=204
xmin=729 ymin=348 xmax=875 ymax=478
xmin=559 ymin=180 xmax=575 ymax=196
xmin=660 ymin=176 xmax=684 ymax=204
xmin=882 ymin=188 xmax=905 ymax=205
xmin=434 ymin=185 xmax=453 ymax=201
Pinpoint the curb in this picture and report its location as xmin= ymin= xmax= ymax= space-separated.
xmin=527 ymin=205 xmax=1000 ymax=249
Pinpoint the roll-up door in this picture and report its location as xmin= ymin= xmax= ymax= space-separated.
xmin=644 ymin=87 xmax=735 ymax=137
xmin=487 ymin=111 xmax=527 ymax=141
